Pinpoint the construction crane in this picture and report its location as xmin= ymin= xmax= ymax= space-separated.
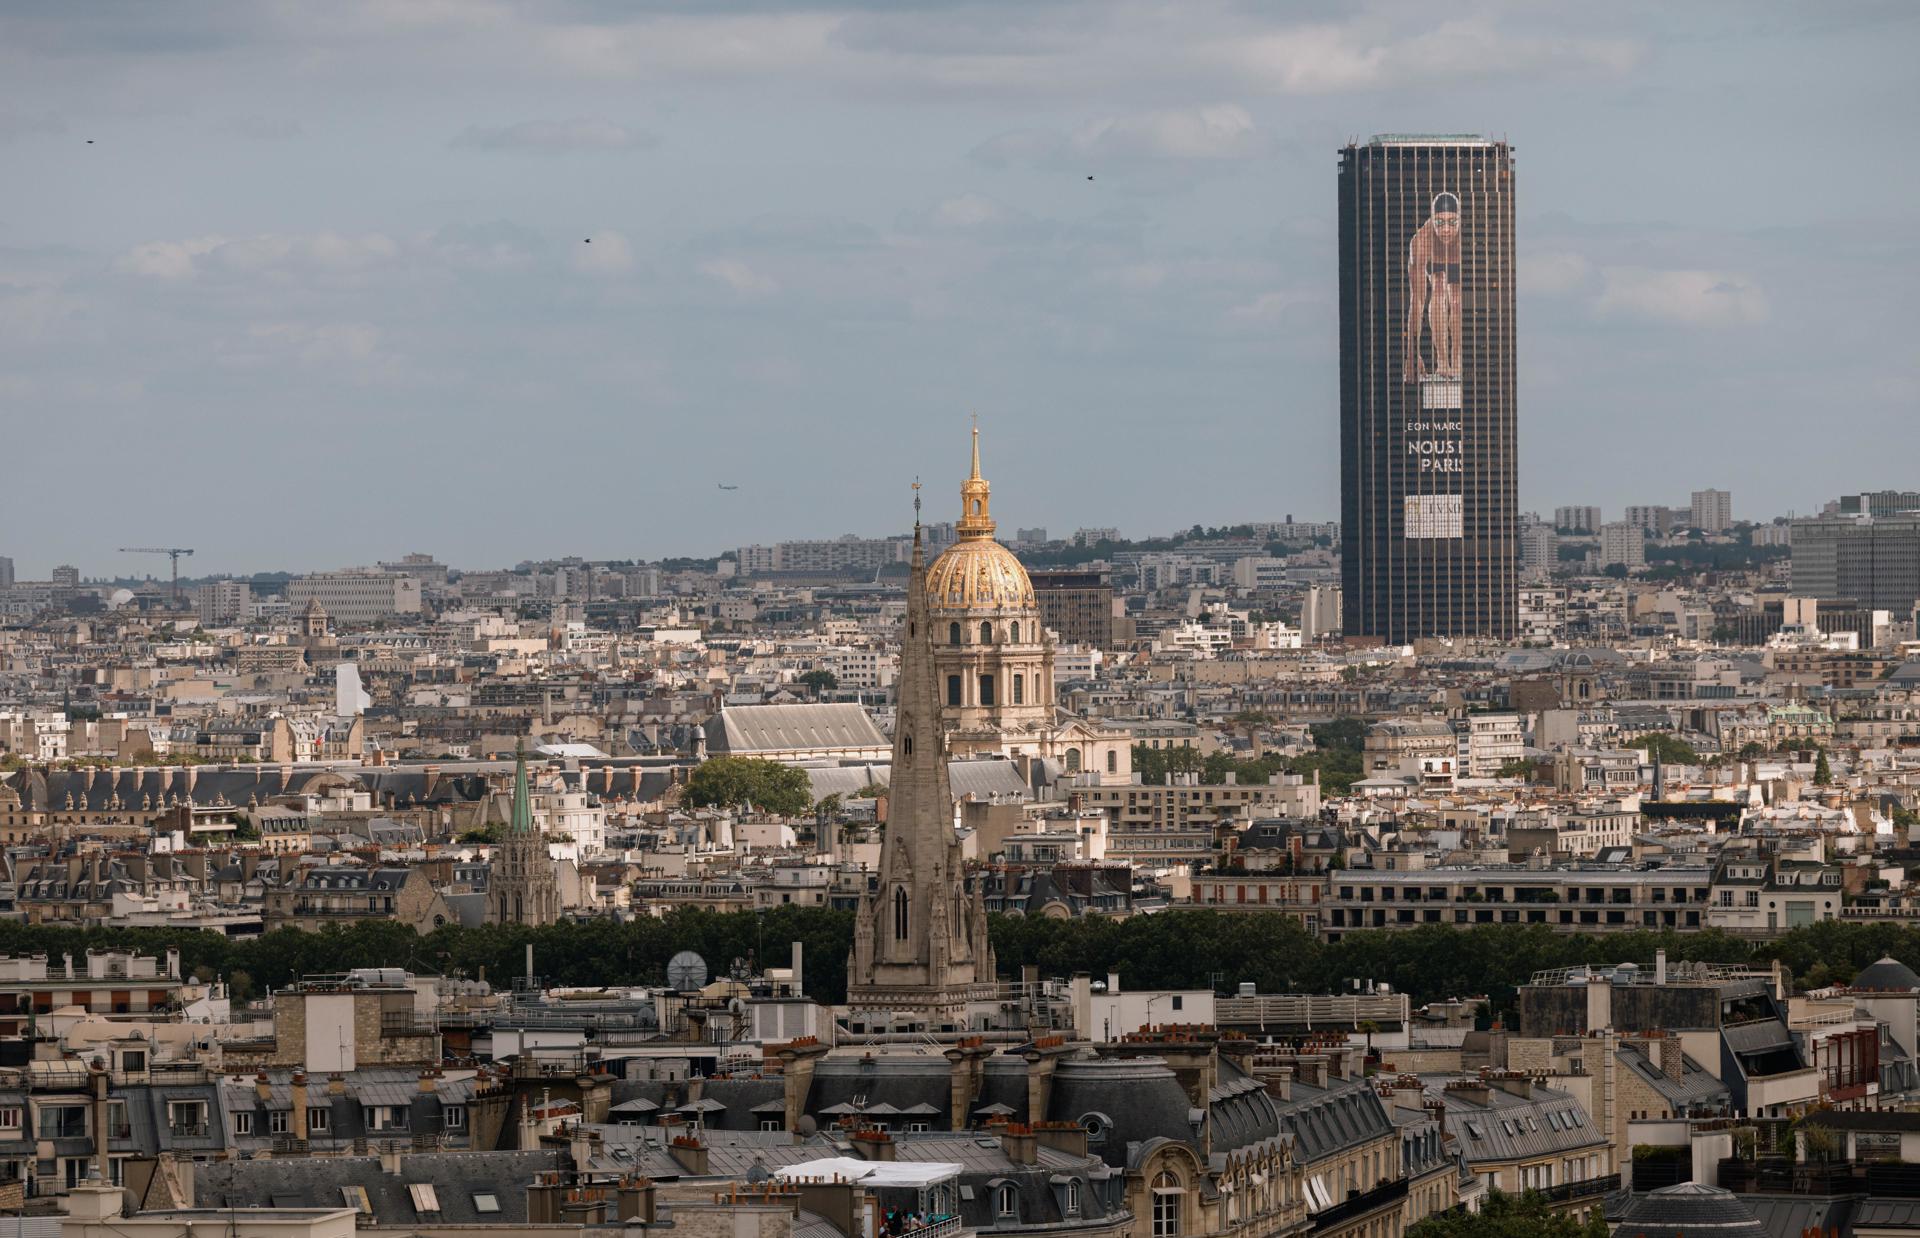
xmin=119 ymin=547 xmax=195 ymax=607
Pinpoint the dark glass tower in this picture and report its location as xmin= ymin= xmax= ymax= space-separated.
xmin=1339 ymin=135 xmax=1517 ymax=642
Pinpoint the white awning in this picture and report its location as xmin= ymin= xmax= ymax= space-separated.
xmin=773 ymin=1158 xmax=963 ymax=1189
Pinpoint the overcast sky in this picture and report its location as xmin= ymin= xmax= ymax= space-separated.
xmin=3 ymin=1 xmax=1917 ymax=578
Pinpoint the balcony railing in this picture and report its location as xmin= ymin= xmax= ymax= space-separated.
xmin=1542 ymin=1173 xmax=1620 ymax=1203
xmin=899 ymin=1216 xmax=962 ymax=1238
xmin=1311 ymin=1176 xmax=1407 ymax=1231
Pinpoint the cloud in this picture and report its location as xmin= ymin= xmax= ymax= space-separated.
xmin=452 ymin=117 xmax=657 ymax=152
xmin=0 ymin=112 xmax=67 ymax=142
xmin=1226 ymin=288 xmax=1323 ymax=326
xmin=974 ymin=104 xmax=1261 ymax=170
xmin=243 ymin=322 xmax=382 ymax=366
xmin=1221 ymin=16 xmax=1642 ymax=94
xmin=116 ymin=232 xmax=399 ymax=280
xmin=1595 ymin=267 xmax=1770 ymax=327
xmin=221 ymin=115 xmax=304 ymax=141
xmin=699 ymin=258 xmax=779 ymax=297
xmin=1522 ymin=250 xmax=1594 ymax=297
xmin=572 ymin=231 xmax=634 ymax=274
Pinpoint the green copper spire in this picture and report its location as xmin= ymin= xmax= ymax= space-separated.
xmin=510 ymin=738 xmax=534 ymax=835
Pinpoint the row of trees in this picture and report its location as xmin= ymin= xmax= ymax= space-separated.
xmin=1131 ymin=717 xmax=1367 ymax=795
xmin=14 ymin=912 xmax=1920 ymax=1014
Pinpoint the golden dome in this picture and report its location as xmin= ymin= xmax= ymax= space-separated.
xmin=925 ymin=426 xmax=1036 ymax=615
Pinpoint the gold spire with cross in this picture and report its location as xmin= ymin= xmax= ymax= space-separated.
xmin=957 ymin=421 xmax=994 ymax=540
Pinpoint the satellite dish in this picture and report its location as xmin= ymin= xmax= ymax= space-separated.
xmin=667 ymin=951 xmax=709 ymax=992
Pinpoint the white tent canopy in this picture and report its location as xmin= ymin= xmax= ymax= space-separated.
xmin=772 ymin=1158 xmax=963 ymax=1188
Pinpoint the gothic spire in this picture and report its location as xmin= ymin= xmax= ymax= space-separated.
xmin=510 ymin=738 xmax=534 ymax=835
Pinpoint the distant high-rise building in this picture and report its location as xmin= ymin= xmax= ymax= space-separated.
xmin=0 ymin=557 xmax=13 ymax=589
xmin=1599 ymin=522 xmax=1647 ymax=570
xmin=196 ymin=580 xmax=251 ymax=625
xmin=1031 ymin=568 xmax=1119 ymax=650
xmin=50 ymin=565 xmax=79 ymax=590
xmin=1690 ymin=489 xmax=1733 ymax=534
xmin=1301 ymin=583 xmax=1343 ymax=642
xmin=1073 ymin=527 xmax=1121 ymax=547
xmin=1014 ymin=527 xmax=1049 ymax=546
xmin=1791 ymin=515 xmax=1920 ymax=612
xmin=1521 ymin=524 xmax=1559 ymax=581
xmin=1553 ymin=506 xmax=1601 ymax=534
xmin=1839 ymin=491 xmax=1920 ymax=517
xmin=1339 ymin=134 xmax=1518 ymax=642
xmin=1623 ymin=505 xmax=1676 ymax=536
xmin=287 ymin=570 xmax=422 ymax=626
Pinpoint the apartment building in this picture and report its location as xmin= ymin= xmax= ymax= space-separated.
xmin=1321 ymin=864 xmax=1713 ymax=941
xmin=286 ymin=571 xmax=422 ymax=625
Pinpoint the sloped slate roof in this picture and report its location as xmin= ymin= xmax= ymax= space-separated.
xmin=705 ymin=704 xmax=887 ymax=754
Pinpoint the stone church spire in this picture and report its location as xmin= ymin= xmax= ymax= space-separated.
xmin=493 ymin=739 xmax=559 ymax=927
xmin=847 ymin=483 xmax=995 ymax=1034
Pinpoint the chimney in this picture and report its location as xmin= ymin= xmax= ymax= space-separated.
xmin=166 ymin=947 xmax=181 ymax=980
xmin=89 ymin=1057 xmax=111 ymax=1188
xmin=291 ymin=1073 xmax=309 ymax=1142
xmin=850 ymin=1129 xmax=896 ymax=1161
xmin=1000 ymin=1123 xmax=1038 ymax=1165
xmin=1657 ymin=1034 xmax=1684 ymax=1082
xmin=1655 ymin=948 xmax=1667 ymax=987
xmin=526 ymin=1173 xmax=564 ymax=1224
xmin=790 ymin=941 xmax=804 ymax=997
xmin=1263 ymin=1066 xmax=1293 ymax=1102
xmin=255 ymin=1073 xmax=272 ymax=1105
xmin=379 ymin=1142 xmax=405 ymax=1176
xmin=1032 ymin=1122 xmax=1089 ymax=1158
xmin=328 ymin=1072 xmax=347 ymax=1097
xmin=615 ymin=1177 xmax=657 ymax=1223
xmin=668 ymin=1136 xmax=709 ymax=1176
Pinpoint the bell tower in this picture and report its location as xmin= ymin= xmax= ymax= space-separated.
xmin=847 ymin=487 xmax=996 ymax=1034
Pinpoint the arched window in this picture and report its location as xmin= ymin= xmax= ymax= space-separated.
xmin=1065 ymin=749 xmax=1081 ymax=773
xmin=1152 ymin=1172 xmax=1181 ymax=1237
xmin=893 ymin=887 xmax=909 ymax=940
xmin=1012 ymin=674 xmax=1023 ymax=705
xmin=948 ymin=622 xmax=961 ymax=646
xmin=947 ymin=675 xmax=962 ymax=707
xmin=902 ymin=735 xmax=913 ymax=758
xmin=973 ymin=499 xmax=984 ymax=516
xmin=996 ymin=1184 xmax=1017 ymax=1217
xmin=979 ymin=674 xmax=995 ymax=707
xmin=981 ymin=621 xmax=994 ymax=644
xmin=1066 ymin=1180 xmax=1080 ymax=1215
xmin=1008 ymin=622 xmax=1019 ymax=642
xmin=1107 ymin=750 xmax=1118 ymax=774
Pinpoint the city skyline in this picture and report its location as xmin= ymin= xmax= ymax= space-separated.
xmin=3 ymin=3 xmax=1917 ymax=575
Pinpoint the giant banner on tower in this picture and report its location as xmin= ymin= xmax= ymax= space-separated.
xmin=1403 ymin=191 xmax=1465 ymax=540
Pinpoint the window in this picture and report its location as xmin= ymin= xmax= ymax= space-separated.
xmin=233 ymin=1112 xmax=252 ymax=1136
xmin=1152 ymin=1172 xmax=1182 ymax=1237
xmin=473 ymin=1193 xmax=500 ymax=1215
xmin=1066 ymin=1180 xmax=1081 ymax=1214
xmin=1012 ymin=674 xmax=1024 ymax=704
xmin=981 ymin=622 xmax=994 ymax=643
xmin=308 ymin=1108 xmax=330 ymax=1133
xmin=120 ymin=1050 xmax=146 ymax=1073
xmin=894 ymin=887 xmax=909 ymax=940
xmin=947 ymin=675 xmax=962 ymax=706
xmin=1107 ymin=750 xmax=1117 ymax=774
xmin=269 ymin=1110 xmax=289 ymax=1135
xmin=341 ymin=1186 xmax=372 ymax=1216
xmin=168 ymin=1102 xmax=207 ymax=1137
xmin=443 ymin=1106 xmax=465 ymax=1129
xmin=979 ymin=674 xmax=995 ymax=707
xmin=997 ymin=1184 xmax=1018 ymax=1217
xmin=409 ymin=1183 xmax=440 ymax=1214
xmin=1008 ymin=622 xmax=1019 ymax=642
xmin=1065 ymin=749 xmax=1081 ymax=773
xmin=0 ymin=1109 xmax=19 ymax=1131
xmin=759 ymin=1119 xmax=783 ymax=1132
xmin=949 ymin=623 xmax=962 ymax=646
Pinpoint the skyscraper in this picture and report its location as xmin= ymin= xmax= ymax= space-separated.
xmin=1339 ymin=135 xmax=1518 ymax=642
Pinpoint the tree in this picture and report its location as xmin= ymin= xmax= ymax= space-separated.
xmin=1407 ymin=1190 xmax=1608 ymax=1238
xmin=797 ymin=669 xmax=839 ymax=694
xmin=1627 ymin=732 xmax=1700 ymax=766
xmin=1813 ymin=748 xmax=1833 ymax=786
xmin=684 ymin=757 xmax=814 ymax=817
